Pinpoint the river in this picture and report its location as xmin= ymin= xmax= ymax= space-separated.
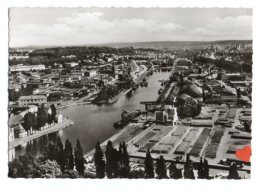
xmin=14 ymin=71 xmax=171 ymax=158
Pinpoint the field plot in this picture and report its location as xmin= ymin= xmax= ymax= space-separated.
xmin=114 ymin=125 xmax=144 ymax=146
xmin=211 ymin=127 xmax=225 ymax=144
xmin=205 ymin=143 xmax=219 ymax=158
xmin=133 ymin=125 xmax=173 ymax=153
xmin=172 ymin=126 xmax=187 ymax=137
xmin=204 ymin=127 xmax=225 ymax=158
xmin=183 ymin=128 xmax=199 ymax=142
xmin=160 ymin=135 xmax=180 ymax=146
xmin=189 ymin=128 xmax=212 ymax=157
xmin=150 ymin=126 xmax=173 ymax=142
xmin=174 ymin=141 xmax=190 ymax=155
xmin=152 ymin=144 xmax=173 ymax=154
xmin=139 ymin=142 xmax=157 ymax=153
xmin=134 ymin=132 xmax=156 ymax=147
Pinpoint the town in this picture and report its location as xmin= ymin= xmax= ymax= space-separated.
xmin=8 ymin=40 xmax=252 ymax=179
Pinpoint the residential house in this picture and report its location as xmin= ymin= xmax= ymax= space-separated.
xmin=18 ymin=95 xmax=47 ymax=107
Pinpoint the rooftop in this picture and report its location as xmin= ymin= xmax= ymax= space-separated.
xmin=18 ymin=95 xmax=46 ymax=100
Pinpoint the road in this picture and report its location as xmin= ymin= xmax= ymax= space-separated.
xmin=8 ymin=118 xmax=74 ymax=149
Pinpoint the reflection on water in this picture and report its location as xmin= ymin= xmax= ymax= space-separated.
xmin=15 ymin=72 xmax=171 ymax=158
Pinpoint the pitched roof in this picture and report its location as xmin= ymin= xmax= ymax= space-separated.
xmin=8 ymin=114 xmax=23 ymax=127
xmin=18 ymin=95 xmax=46 ymax=101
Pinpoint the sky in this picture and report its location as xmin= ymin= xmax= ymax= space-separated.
xmin=9 ymin=8 xmax=253 ymax=47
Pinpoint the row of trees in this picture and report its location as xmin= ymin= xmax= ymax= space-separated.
xmin=23 ymin=104 xmax=57 ymax=131
xmin=94 ymin=141 xmax=130 ymax=178
xmin=94 ymin=141 xmax=241 ymax=179
xmin=9 ymin=138 xmax=242 ymax=179
xmin=45 ymin=137 xmax=85 ymax=176
xmin=9 ymin=137 xmax=86 ymax=178
xmin=144 ymin=151 xmax=209 ymax=179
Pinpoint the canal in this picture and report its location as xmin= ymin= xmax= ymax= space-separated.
xmin=14 ymin=71 xmax=171 ymax=158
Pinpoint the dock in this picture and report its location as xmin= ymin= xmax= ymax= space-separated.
xmin=8 ymin=118 xmax=74 ymax=149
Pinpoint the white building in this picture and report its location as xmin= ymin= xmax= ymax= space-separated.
xmin=9 ymin=64 xmax=46 ymax=72
xmin=18 ymin=95 xmax=47 ymax=107
xmin=85 ymin=70 xmax=97 ymax=77
xmin=65 ymin=62 xmax=79 ymax=68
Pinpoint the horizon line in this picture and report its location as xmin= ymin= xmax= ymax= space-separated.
xmin=9 ymin=39 xmax=253 ymax=49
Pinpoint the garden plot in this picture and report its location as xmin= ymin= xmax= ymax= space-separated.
xmin=189 ymin=128 xmax=212 ymax=157
xmin=160 ymin=135 xmax=180 ymax=146
xmin=172 ymin=126 xmax=187 ymax=137
xmin=134 ymin=131 xmax=156 ymax=147
xmin=204 ymin=127 xmax=225 ymax=158
xmin=149 ymin=126 xmax=173 ymax=142
xmin=174 ymin=141 xmax=191 ymax=155
xmin=139 ymin=142 xmax=157 ymax=153
xmin=183 ymin=128 xmax=199 ymax=142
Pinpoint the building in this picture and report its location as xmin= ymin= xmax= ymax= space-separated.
xmin=14 ymin=124 xmax=28 ymax=138
xmin=165 ymin=106 xmax=175 ymax=120
xmin=9 ymin=64 xmax=45 ymax=72
xmin=84 ymin=70 xmax=97 ymax=77
xmin=8 ymin=114 xmax=27 ymax=138
xmin=155 ymin=111 xmax=168 ymax=123
xmin=64 ymin=62 xmax=79 ymax=68
xmin=18 ymin=95 xmax=47 ymax=107
xmin=56 ymin=114 xmax=63 ymax=123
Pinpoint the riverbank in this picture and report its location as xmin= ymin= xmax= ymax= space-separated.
xmin=84 ymin=122 xmax=144 ymax=159
xmin=56 ymin=90 xmax=99 ymax=110
xmin=9 ymin=118 xmax=74 ymax=149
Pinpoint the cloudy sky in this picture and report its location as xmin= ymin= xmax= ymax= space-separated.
xmin=9 ymin=8 xmax=252 ymax=47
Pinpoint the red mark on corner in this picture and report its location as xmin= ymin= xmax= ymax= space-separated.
xmin=235 ymin=146 xmax=251 ymax=162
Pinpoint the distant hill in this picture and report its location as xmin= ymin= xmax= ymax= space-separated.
xmin=11 ymin=40 xmax=252 ymax=50
xmin=98 ymin=40 xmax=252 ymax=49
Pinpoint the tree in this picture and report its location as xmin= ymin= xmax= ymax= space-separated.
xmin=34 ymin=159 xmax=62 ymax=178
xmin=37 ymin=106 xmax=48 ymax=129
xmin=111 ymin=148 xmax=120 ymax=178
xmin=104 ymin=140 xmax=121 ymax=178
xmin=111 ymin=64 xmax=115 ymax=77
xmin=227 ymin=162 xmax=240 ymax=179
xmin=8 ymin=154 xmax=37 ymax=178
xmin=50 ymin=104 xmax=57 ymax=122
xmin=119 ymin=142 xmax=130 ymax=178
xmin=180 ymin=74 xmax=184 ymax=84
xmin=23 ymin=112 xmax=36 ymax=131
xmin=236 ymin=88 xmax=242 ymax=104
xmin=56 ymin=137 xmax=65 ymax=172
xmin=105 ymin=140 xmax=114 ymax=178
xmin=45 ymin=142 xmax=58 ymax=161
xmin=144 ymin=149 xmax=154 ymax=178
xmin=198 ymin=67 xmax=202 ymax=74
xmin=94 ymin=141 xmax=105 ymax=178
xmin=197 ymin=158 xmax=205 ymax=179
xmin=169 ymin=161 xmax=183 ymax=179
xmin=130 ymin=169 xmax=146 ymax=179
xmin=74 ymin=140 xmax=85 ymax=176
xmin=184 ymin=154 xmax=195 ymax=179
xmin=8 ymin=154 xmax=63 ymax=178
xmin=47 ymin=113 xmax=53 ymax=125
xmin=64 ymin=139 xmax=74 ymax=170
xmin=155 ymin=155 xmax=167 ymax=179
xmin=62 ymin=169 xmax=80 ymax=178
xmin=203 ymin=158 xmax=209 ymax=179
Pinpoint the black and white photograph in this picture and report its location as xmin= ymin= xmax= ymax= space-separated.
xmin=6 ymin=6 xmax=253 ymax=180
